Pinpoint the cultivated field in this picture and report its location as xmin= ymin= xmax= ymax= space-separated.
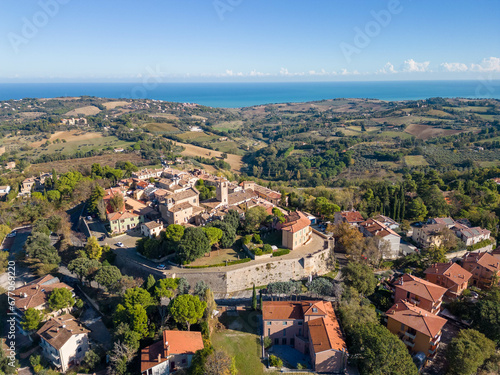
xmin=64 ymin=105 xmax=101 ymax=116
xmin=213 ymin=120 xmax=243 ymax=131
xmin=173 ymin=141 xmax=244 ymax=172
xmin=405 ymin=155 xmax=429 ymax=166
xmin=30 ymin=131 xmax=104 ymax=147
xmin=144 ymin=122 xmax=179 ymax=133
xmin=28 ymin=153 xmax=148 ymax=174
xmin=102 ymin=101 xmax=129 ymax=109
xmin=404 ymin=124 xmax=465 ymax=140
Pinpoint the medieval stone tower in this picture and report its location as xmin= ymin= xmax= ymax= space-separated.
xmin=216 ymin=180 xmax=228 ymax=205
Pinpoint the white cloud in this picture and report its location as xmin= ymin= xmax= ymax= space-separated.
xmin=378 ymin=62 xmax=397 ymax=74
xmin=441 ymin=62 xmax=468 ymax=72
xmin=402 ymin=59 xmax=430 ymax=72
xmin=470 ymin=57 xmax=500 ymax=72
xmin=279 ymin=67 xmax=305 ymax=76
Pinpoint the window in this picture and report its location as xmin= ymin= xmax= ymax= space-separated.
xmin=290 ymin=338 xmax=295 ymax=346
xmin=283 ymin=329 xmax=286 ymax=336
xmin=275 ymin=338 xmax=279 ymax=345
xmin=282 ymin=338 xmax=287 ymax=345
xmin=77 ymin=347 xmax=82 ymax=352
xmin=312 ymin=308 xmax=318 ymax=313
xmin=298 ymin=329 xmax=302 ymax=336
xmin=401 ymin=323 xmax=405 ymax=331
xmin=283 ymin=322 xmax=287 ymax=325
xmin=267 ymin=322 xmax=272 ymax=326
xmin=268 ymin=329 xmax=270 ymax=336
xmin=298 ymin=321 xmax=303 ymax=326
xmin=182 ymin=359 xmax=187 ymax=364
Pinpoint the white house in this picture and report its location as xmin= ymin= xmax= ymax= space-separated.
xmin=37 ymin=314 xmax=90 ymax=372
xmin=141 ymin=220 xmax=164 ymax=238
xmin=359 ymin=218 xmax=401 ymax=259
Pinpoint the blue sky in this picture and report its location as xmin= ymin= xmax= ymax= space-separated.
xmin=0 ymin=0 xmax=499 ymax=82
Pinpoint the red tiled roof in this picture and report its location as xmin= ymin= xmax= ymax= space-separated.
xmin=463 ymin=252 xmax=500 ymax=273
xmin=424 ymin=262 xmax=472 ymax=285
xmin=163 ymin=330 xmax=204 ymax=355
xmin=107 ymin=210 xmax=139 ymax=222
xmin=395 ymin=274 xmax=447 ymax=302
xmin=13 ymin=275 xmax=73 ymax=312
xmin=386 ymin=300 xmax=447 ymax=338
xmin=140 ymin=341 xmax=168 ymax=372
xmin=262 ymin=301 xmax=306 ymax=320
xmin=37 ymin=314 xmax=89 ymax=350
xmin=279 ymin=211 xmax=311 ymax=233
xmin=359 ymin=218 xmax=401 ymax=239
xmin=308 ymin=316 xmax=347 ymax=353
xmin=340 ymin=211 xmax=364 ymax=223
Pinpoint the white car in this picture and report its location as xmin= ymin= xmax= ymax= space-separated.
xmin=6 ymin=232 xmax=16 ymax=238
xmin=115 ymin=242 xmax=124 ymax=247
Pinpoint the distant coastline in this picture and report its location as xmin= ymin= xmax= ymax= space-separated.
xmin=1 ymin=80 xmax=499 ymax=108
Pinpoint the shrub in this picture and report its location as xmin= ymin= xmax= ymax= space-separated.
xmin=262 ymin=244 xmax=272 ymax=253
xmin=253 ymin=234 xmax=263 ymax=244
xmin=264 ymin=336 xmax=272 ymax=349
xmin=269 ymin=354 xmax=283 ymax=368
xmin=242 ymin=235 xmax=252 ymax=245
xmin=273 ymin=248 xmax=290 ymax=257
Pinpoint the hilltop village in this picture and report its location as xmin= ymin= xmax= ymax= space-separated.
xmin=1 ymin=96 xmax=500 ymax=375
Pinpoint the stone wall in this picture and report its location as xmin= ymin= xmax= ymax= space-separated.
xmin=164 ymin=247 xmax=332 ymax=297
xmin=445 ymin=245 xmax=493 ymax=261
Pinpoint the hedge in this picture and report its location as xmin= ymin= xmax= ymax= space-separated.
xmin=184 ymin=257 xmax=251 ymax=269
xmin=467 ymin=239 xmax=492 ymax=251
xmin=273 ymin=248 xmax=290 ymax=257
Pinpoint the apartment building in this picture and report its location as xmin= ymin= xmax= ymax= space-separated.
xmin=424 ymin=262 xmax=472 ymax=299
xmin=393 ymin=274 xmax=447 ymax=314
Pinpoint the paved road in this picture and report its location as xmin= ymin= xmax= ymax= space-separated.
xmin=0 ymin=228 xmax=35 ymax=289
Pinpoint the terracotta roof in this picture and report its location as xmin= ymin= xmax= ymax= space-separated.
xmin=13 ymin=275 xmax=73 ymax=312
xmin=279 ymin=211 xmax=311 ymax=233
xmin=424 ymin=262 xmax=472 ymax=285
xmin=262 ymin=301 xmax=306 ymax=320
xmin=169 ymin=202 xmax=194 ymax=213
xmin=359 ymin=218 xmax=401 ymax=239
xmin=463 ymin=252 xmax=500 ymax=273
xmin=308 ymin=316 xmax=347 ymax=353
xmin=170 ymin=187 xmax=199 ymax=202
xmin=37 ymin=314 xmax=89 ymax=350
xmin=143 ymin=221 xmax=163 ymax=230
xmin=140 ymin=341 xmax=168 ymax=372
xmin=339 ymin=211 xmax=364 ymax=224
xmin=386 ymin=300 xmax=447 ymax=338
xmin=163 ymin=330 xmax=204 ymax=355
xmin=107 ymin=210 xmax=139 ymax=222
xmin=227 ymin=190 xmax=258 ymax=206
xmin=432 ymin=217 xmax=456 ymax=227
xmin=395 ymin=274 xmax=447 ymax=302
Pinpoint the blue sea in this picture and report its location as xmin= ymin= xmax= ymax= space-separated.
xmin=0 ymin=81 xmax=499 ymax=108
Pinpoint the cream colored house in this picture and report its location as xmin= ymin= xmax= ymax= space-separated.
xmin=37 ymin=314 xmax=90 ymax=372
xmin=141 ymin=220 xmax=164 ymax=238
xmin=278 ymin=211 xmax=312 ymax=250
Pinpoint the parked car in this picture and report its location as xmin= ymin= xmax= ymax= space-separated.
xmin=116 ymin=242 xmax=124 ymax=247
xmin=156 ymin=264 xmax=166 ymax=270
xmin=86 ymin=216 xmax=92 ymax=221
xmin=98 ymin=235 xmax=106 ymax=241
xmin=6 ymin=231 xmax=16 ymax=238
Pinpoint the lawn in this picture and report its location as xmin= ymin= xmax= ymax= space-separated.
xmin=405 ymin=155 xmax=429 ymax=166
xmin=213 ymin=310 xmax=268 ymax=375
xmin=186 ymin=245 xmax=248 ymax=267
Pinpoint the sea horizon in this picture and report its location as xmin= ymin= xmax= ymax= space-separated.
xmin=1 ymin=80 xmax=499 ymax=108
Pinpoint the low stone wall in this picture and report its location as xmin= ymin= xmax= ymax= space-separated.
xmin=445 ymin=245 xmax=493 ymax=260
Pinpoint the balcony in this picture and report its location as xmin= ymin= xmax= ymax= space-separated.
xmin=430 ymin=335 xmax=441 ymax=347
xmin=428 ymin=348 xmax=437 ymax=355
xmin=403 ymin=339 xmax=415 ymax=348
xmin=404 ymin=331 xmax=416 ymax=340
xmin=410 ymin=298 xmax=420 ymax=306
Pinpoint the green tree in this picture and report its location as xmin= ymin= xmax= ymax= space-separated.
xmin=349 ymin=322 xmax=418 ymax=375
xmin=203 ymin=227 xmax=223 ymax=247
xmin=48 ymin=288 xmax=75 ymax=311
xmin=21 ymin=308 xmax=44 ymax=333
xmin=68 ymin=257 xmax=101 ymax=284
xmin=155 ymin=278 xmax=179 ymax=299
xmin=446 ymin=329 xmax=495 ymax=375
xmin=341 ymin=262 xmax=377 ymax=296
xmin=122 ymin=287 xmax=154 ymax=309
xmin=46 ymin=190 xmax=61 ymax=202
xmin=145 ymin=274 xmax=156 ymax=291
xmin=114 ymin=322 xmax=142 ymax=351
xmin=252 ymin=284 xmax=257 ymax=310
xmin=83 ymin=349 xmax=100 ymax=370
xmin=88 ymin=185 xmax=105 ymax=216
xmin=109 ymin=194 xmax=124 ymax=213
xmin=244 ymin=206 xmax=268 ymax=232
xmin=169 ymin=294 xmax=206 ymax=331
xmin=407 ymin=197 xmax=428 ymax=221
xmin=339 ymin=287 xmax=378 ymax=332
xmin=206 ymin=220 xmax=236 ymax=248
xmin=204 ymin=350 xmax=237 ymax=375
xmin=128 ymin=304 xmax=148 ymax=337
xmin=224 ymin=209 xmax=240 ymax=230
xmin=84 ymin=236 xmax=103 ymax=260
xmin=472 ymin=300 xmax=500 ymax=344
xmin=95 ymin=266 xmax=122 ymax=291
xmin=177 ymin=227 xmax=210 ymax=264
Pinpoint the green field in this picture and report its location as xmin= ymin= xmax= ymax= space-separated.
xmin=213 ymin=310 xmax=270 ymax=375
xmin=177 ymin=131 xmax=218 ymax=142
xmin=22 ymin=136 xmax=133 ymax=157
xmin=213 ymin=120 xmax=243 ymax=131
xmin=144 ymin=122 xmax=179 ymax=133
xmin=405 ymin=155 xmax=429 ymax=166
xmin=444 ymin=106 xmax=490 ymax=113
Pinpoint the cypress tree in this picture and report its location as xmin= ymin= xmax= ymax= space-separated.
xmin=252 ymin=284 xmax=257 ymax=311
